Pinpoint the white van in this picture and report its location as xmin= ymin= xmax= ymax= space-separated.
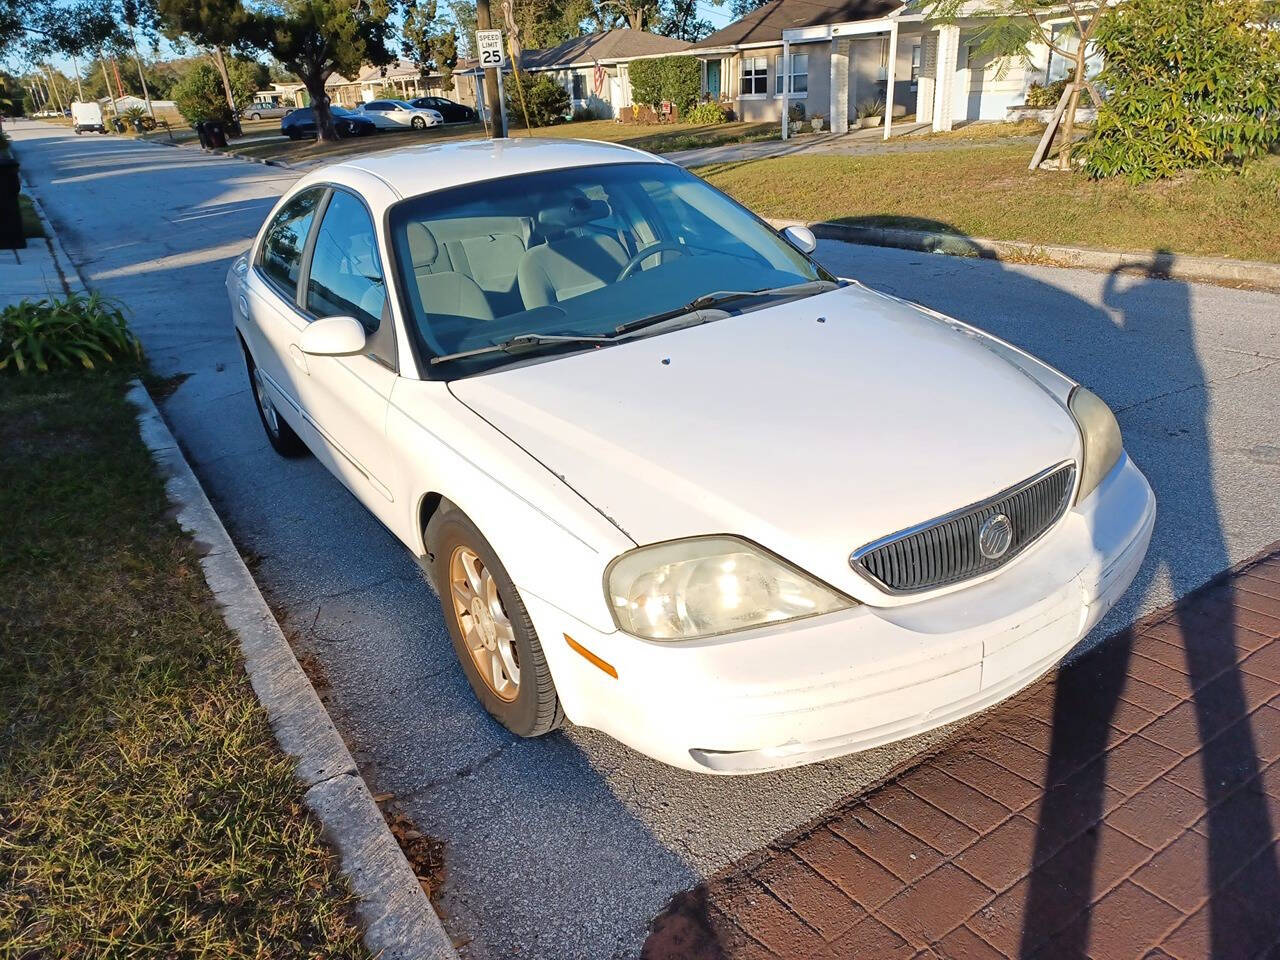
xmin=71 ymin=101 xmax=107 ymax=134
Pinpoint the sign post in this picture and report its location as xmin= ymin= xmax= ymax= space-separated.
xmin=476 ymin=29 xmax=509 ymax=138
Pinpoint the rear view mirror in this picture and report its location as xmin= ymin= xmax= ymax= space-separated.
xmin=299 ymin=315 xmax=367 ymax=357
xmin=782 ymin=224 xmax=818 ymax=254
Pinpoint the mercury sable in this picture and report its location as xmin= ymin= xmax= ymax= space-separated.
xmin=226 ymin=139 xmax=1155 ymax=774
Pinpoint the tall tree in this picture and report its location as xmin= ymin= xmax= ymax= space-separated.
xmin=446 ymin=0 xmax=475 ymax=57
xmin=154 ymin=0 xmax=252 ymax=114
xmin=247 ymin=0 xmax=398 ymax=141
xmin=594 ymin=0 xmax=656 ymax=31
xmin=918 ymin=0 xmax=1108 ymax=170
xmin=120 ymin=0 xmax=158 ymax=114
xmin=657 ymin=0 xmax=709 ymax=42
xmin=403 ymin=0 xmax=459 ymax=92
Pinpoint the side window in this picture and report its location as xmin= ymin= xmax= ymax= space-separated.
xmin=305 ymin=190 xmax=386 ymax=332
xmin=260 ymin=190 xmax=323 ymax=296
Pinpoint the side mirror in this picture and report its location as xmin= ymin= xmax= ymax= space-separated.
xmin=299 ymin=315 xmax=367 ymax=357
xmin=782 ymin=224 xmax=818 ymax=255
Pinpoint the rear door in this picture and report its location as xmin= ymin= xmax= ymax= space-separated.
xmin=242 ymin=188 xmax=326 ymax=447
xmin=292 ymin=187 xmax=403 ymax=528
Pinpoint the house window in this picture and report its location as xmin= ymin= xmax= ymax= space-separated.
xmin=774 ymin=52 xmax=808 ymax=96
xmin=911 ymin=42 xmax=921 ymax=83
xmin=740 ymin=56 xmax=767 ymax=96
xmin=572 ymin=72 xmax=586 ymax=100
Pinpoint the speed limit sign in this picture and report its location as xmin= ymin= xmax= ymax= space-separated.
xmin=476 ymin=30 xmax=506 ymax=68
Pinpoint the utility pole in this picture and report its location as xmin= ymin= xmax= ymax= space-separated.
xmin=111 ymin=58 xmax=126 ymax=101
xmin=100 ymin=56 xmax=117 ymax=116
xmin=475 ymin=0 xmax=504 ymax=137
xmin=70 ymin=52 xmax=86 ymax=102
xmin=42 ymin=64 xmax=65 ymax=113
xmin=125 ymin=22 xmax=154 ymax=116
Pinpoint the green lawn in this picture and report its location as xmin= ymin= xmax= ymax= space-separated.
xmin=226 ymin=117 xmax=779 ymax=165
xmin=697 ymin=144 xmax=1280 ymax=263
xmin=0 ymin=369 xmax=367 ymax=957
xmin=18 ymin=195 xmax=44 ymax=239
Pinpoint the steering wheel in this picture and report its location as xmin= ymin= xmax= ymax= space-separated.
xmin=616 ymin=242 xmax=687 ymax=282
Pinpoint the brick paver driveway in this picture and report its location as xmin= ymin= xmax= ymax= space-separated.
xmin=646 ymin=549 xmax=1280 ymax=959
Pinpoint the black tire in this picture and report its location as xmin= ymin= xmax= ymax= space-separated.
xmin=243 ymin=346 xmax=307 ymax=457
xmin=250 ymin=112 xmax=261 ymax=120
xmin=411 ymin=116 xmax=425 ymax=130
xmin=286 ymin=130 xmax=301 ymax=140
xmin=426 ymin=505 xmax=564 ymax=738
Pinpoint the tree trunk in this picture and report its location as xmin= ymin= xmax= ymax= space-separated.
xmin=99 ymin=58 xmax=116 ymax=115
xmin=209 ymin=46 xmax=237 ymax=114
xmin=1058 ymin=48 xmax=1086 ymax=171
xmin=70 ymin=52 xmax=85 ymax=102
xmin=476 ymin=0 xmax=505 ymax=137
xmin=308 ymin=72 xmax=339 ymax=143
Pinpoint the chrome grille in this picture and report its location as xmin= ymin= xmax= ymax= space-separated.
xmin=852 ymin=462 xmax=1076 ymax=594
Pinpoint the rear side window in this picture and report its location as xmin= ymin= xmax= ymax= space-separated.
xmin=260 ymin=189 xmax=323 ymax=295
xmin=305 ymin=191 xmax=385 ymax=331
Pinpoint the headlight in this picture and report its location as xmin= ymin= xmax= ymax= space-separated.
xmin=1069 ymin=386 xmax=1123 ymax=503
xmin=605 ymin=535 xmax=855 ymax=641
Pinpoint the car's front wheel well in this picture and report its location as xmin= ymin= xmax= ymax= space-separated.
xmin=418 ymin=492 xmax=447 ymax=558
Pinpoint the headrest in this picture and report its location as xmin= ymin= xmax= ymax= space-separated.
xmin=537 ymin=195 xmax=611 ymax=236
xmin=405 ymin=221 xmax=438 ymax=268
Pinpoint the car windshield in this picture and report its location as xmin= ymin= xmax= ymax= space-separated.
xmin=388 ymin=161 xmax=830 ymax=377
xmin=391 ymin=100 xmax=415 ymax=109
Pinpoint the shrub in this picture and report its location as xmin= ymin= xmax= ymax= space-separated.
xmin=1080 ymin=0 xmax=1280 ymax=182
xmin=1025 ymin=79 xmax=1068 ymax=109
xmin=685 ymin=100 xmax=729 ymax=125
xmin=628 ymin=56 xmax=701 ymax=114
xmin=506 ymin=71 xmax=570 ymax=127
xmin=1 ymin=293 xmax=141 ymax=374
xmin=171 ymin=61 xmax=256 ymax=125
xmin=856 ymin=97 xmax=885 ymax=119
xmin=571 ymin=105 xmax=599 ymax=122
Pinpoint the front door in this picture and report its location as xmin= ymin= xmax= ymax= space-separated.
xmin=295 ymin=188 xmax=402 ymax=529
xmin=706 ymin=59 xmax=722 ymax=99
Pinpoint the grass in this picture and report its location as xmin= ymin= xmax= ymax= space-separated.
xmin=17 ymin=195 xmax=43 ymax=239
xmin=918 ymin=119 xmax=1049 ymax=142
xmin=224 ymin=117 xmax=779 ymax=165
xmin=0 ymin=370 xmax=367 ymax=958
xmin=697 ymin=145 xmax=1280 ymax=263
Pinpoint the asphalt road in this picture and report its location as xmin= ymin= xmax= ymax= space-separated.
xmin=12 ymin=121 xmax=1280 ymax=959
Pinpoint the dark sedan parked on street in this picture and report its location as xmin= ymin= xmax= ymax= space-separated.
xmin=408 ymin=96 xmax=478 ymax=123
xmin=280 ymin=106 xmax=377 ymax=140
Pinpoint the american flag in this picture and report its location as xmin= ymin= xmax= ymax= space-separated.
xmin=592 ymin=60 xmax=605 ymax=96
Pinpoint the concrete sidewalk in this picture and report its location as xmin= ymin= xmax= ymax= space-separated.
xmin=646 ymin=548 xmax=1280 ymax=959
xmin=0 ymin=240 xmax=68 ymax=309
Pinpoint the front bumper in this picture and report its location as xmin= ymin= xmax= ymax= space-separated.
xmin=523 ymin=453 xmax=1156 ymax=774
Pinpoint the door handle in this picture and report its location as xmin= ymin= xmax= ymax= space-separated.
xmin=288 ymin=344 xmax=309 ymax=374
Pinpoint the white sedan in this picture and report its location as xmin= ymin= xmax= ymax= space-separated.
xmin=354 ymin=98 xmax=443 ymax=130
xmin=226 ymin=139 xmax=1155 ymax=774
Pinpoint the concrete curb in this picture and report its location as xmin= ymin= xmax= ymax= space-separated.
xmin=23 ymin=167 xmax=457 ymax=960
xmin=765 ymin=217 xmax=1280 ymax=291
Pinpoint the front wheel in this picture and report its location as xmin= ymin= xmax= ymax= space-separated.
xmin=426 ymin=506 xmax=563 ymax=738
xmin=244 ymin=348 xmax=307 ymax=457
xmin=250 ymin=112 xmax=261 ymax=120
xmin=411 ymin=116 xmax=426 ymax=130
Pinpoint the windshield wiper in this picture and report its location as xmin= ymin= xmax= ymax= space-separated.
xmin=429 ymin=332 xmax=611 ymax=365
xmin=612 ymin=280 xmax=838 ymax=336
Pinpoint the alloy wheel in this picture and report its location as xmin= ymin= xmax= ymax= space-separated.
xmin=252 ymin=365 xmax=280 ymax=438
xmin=449 ymin=545 xmax=520 ymax=701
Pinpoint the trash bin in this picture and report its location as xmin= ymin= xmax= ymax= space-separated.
xmin=205 ymin=121 xmax=227 ymax=148
xmin=129 ymin=117 xmax=145 ymax=133
xmin=0 ymin=155 xmax=24 ymax=250
xmin=193 ymin=121 xmax=209 ymax=148
xmin=111 ymin=116 xmax=126 ymax=133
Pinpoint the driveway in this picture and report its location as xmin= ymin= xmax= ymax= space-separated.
xmin=11 ymin=121 xmax=1280 ymax=959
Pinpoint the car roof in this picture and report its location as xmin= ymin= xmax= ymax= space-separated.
xmin=330 ymin=138 xmax=668 ymax=201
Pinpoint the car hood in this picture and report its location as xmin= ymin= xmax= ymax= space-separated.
xmin=449 ymin=284 xmax=1081 ymax=602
